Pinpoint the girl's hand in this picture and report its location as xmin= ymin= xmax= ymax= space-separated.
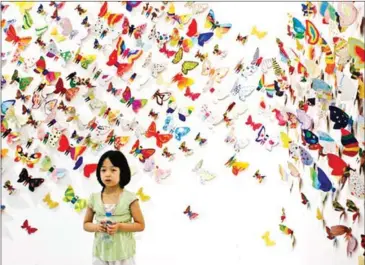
xmin=95 ymin=223 xmax=107 ymax=233
xmin=106 ymin=223 xmax=118 ymax=235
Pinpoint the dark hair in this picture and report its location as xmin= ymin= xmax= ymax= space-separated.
xmin=96 ymin=150 xmax=131 ymax=192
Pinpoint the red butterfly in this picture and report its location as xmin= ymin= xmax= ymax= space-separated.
xmin=21 ymin=219 xmax=38 ymax=234
xmin=57 ymin=134 xmax=86 ymax=161
xmin=183 ymin=205 xmax=199 ymax=220
xmin=129 ymin=139 xmax=155 ymax=163
xmin=159 ymin=42 xmax=176 ymax=58
xmin=245 ymin=115 xmax=262 ymax=131
xmin=327 ymin=153 xmax=355 ymax=189
xmin=83 ymin=163 xmax=97 ymax=178
xmin=184 ymin=86 xmax=201 ymax=101
xmin=5 ymin=25 xmax=32 ymax=50
xmin=145 ymin=121 xmax=173 ymax=148
xmin=54 ymin=78 xmax=80 ymax=101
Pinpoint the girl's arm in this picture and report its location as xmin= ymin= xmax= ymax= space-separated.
xmin=118 ymin=200 xmax=145 ymax=232
xmin=83 ymin=207 xmax=105 ymax=233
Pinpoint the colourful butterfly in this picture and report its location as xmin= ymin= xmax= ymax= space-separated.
xmin=57 ymin=134 xmax=86 ymax=161
xmin=10 ymin=69 xmax=33 ymax=91
xmin=34 ymin=56 xmax=61 ymax=84
xmin=225 ymin=155 xmax=249 ymax=176
xmin=145 ymin=121 xmax=173 ymax=148
xmin=136 ymin=187 xmax=150 ymax=202
xmin=14 ymin=145 xmax=42 ymax=168
xmin=63 ymin=185 xmax=87 ymax=212
xmin=129 ymin=139 xmax=155 ymax=163
xmin=204 ymin=9 xmax=232 ymax=38
xmin=5 ymin=25 xmax=32 ymax=50
xmin=184 ymin=205 xmax=198 ymax=220
xmin=120 ymin=86 xmax=147 ymax=113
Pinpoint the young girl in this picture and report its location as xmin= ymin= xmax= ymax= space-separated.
xmin=84 ymin=150 xmax=145 ymax=265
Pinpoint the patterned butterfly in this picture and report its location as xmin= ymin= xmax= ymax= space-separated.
xmin=120 ymin=86 xmax=147 ymax=113
xmin=184 ymin=205 xmax=198 ymax=220
xmin=14 ymin=145 xmax=42 ymax=168
xmin=204 ymin=9 xmax=232 ymax=38
xmin=129 ymin=139 xmax=155 ymax=163
xmin=17 ymin=168 xmax=44 ymax=192
xmin=63 ymin=185 xmax=87 ymax=212
xmin=136 ymin=187 xmax=151 ymax=202
xmin=145 ymin=121 xmax=173 ymax=148
xmin=152 ymin=89 xmax=171 ymax=106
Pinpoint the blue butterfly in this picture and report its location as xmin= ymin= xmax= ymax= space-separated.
xmin=1 ymin=99 xmax=15 ymax=114
xmin=174 ymin=127 xmax=190 ymax=141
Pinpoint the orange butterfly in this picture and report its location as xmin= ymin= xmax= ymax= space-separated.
xmin=5 ymin=25 xmax=32 ymax=50
xmin=145 ymin=121 xmax=173 ymax=148
xmin=54 ymin=78 xmax=80 ymax=102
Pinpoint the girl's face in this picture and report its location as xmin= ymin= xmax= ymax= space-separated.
xmin=100 ymin=158 xmax=121 ymax=187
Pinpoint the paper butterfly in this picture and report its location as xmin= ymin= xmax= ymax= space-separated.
xmin=43 ymin=193 xmax=59 ymax=209
xmin=17 ymin=168 xmax=44 ymax=192
xmin=120 ymin=86 xmax=148 ymax=113
xmin=329 ymin=105 xmax=352 ymax=130
xmin=5 ymin=25 xmax=32 ymax=50
xmin=192 ymin=159 xmax=216 ymax=184
xmin=151 ymin=63 xmax=166 ymax=78
xmin=262 ymin=231 xmax=276 ymax=246
xmin=186 ymin=18 xmax=214 ymax=47
xmin=21 ymin=220 xmax=38 ymax=234
xmin=34 ymin=56 xmax=61 ymax=84
xmin=251 ymin=26 xmax=267 ymax=39
xmin=14 ymin=145 xmax=42 ymax=168
xmin=57 ymin=134 xmax=86 ymax=161
xmin=54 ymin=78 xmax=80 ymax=102
xmin=154 ymin=165 xmax=171 ymax=183
xmin=310 ymin=166 xmax=336 ymax=193
xmin=230 ymin=77 xmax=255 ymax=101
xmin=145 ymin=121 xmax=173 ymax=148
xmin=205 ymin=9 xmax=232 ymax=38
xmin=40 ymin=155 xmax=67 ymax=181
xmin=201 ymin=58 xmax=229 ymax=91
xmin=225 ymin=155 xmax=249 ymax=176
xmin=63 ymin=185 xmax=87 ymax=212
xmin=129 ymin=139 xmax=155 ymax=163
xmin=255 ymin=126 xmax=278 ymax=151
xmin=136 ymin=187 xmax=151 ymax=202
xmin=10 ymin=69 xmax=33 ymax=91
xmin=184 ymin=205 xmax=199 ymax=220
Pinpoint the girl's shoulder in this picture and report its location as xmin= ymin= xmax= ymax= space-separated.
xmin=121 ymin=189 xmax=138 ymax=205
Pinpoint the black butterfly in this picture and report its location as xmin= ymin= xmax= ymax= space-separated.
xmin=329 ymin=105 xmax=352 ymax=130
xmin=17 ymin=168 xmax=44 ymax=192
xmin=152 ymin=89 xmax=171 ymax=106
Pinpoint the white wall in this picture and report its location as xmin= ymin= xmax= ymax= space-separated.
xmin=1 ymin=1 xmax=364 ymax=265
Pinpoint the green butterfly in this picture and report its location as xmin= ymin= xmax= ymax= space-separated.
xmin=63 ymin=185 xmax=88 ymax=213
xmin=181 ymin=61 xmax=199 ymax=75
xmin=172 ymin=48 xmax=183 ymax=64
xmin=10 ymin=70 xmax=33 ymax=91
xmin=22 ymin=10 xmax=33 ymax=30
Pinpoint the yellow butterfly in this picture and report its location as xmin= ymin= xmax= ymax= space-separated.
xmin=1 ymin=149 xmax=9 ymax=158
xmin=296 ymin=39 xmax=304 ymax=51
xmin=50 ymin=27 xmax=66 ymax=43
xmin=262 ymin=231 xmax=276 ymax=246
xmin=316 ymin=207 xmax=323 ymax=220
xmin=43 ymin=193 xmax=59 ymax=209
xmin=14 ymin=2 xmax=35 ymax=14
xmin=136 ymin=187 xmax=151 ymax=202
xmin=278 ymin=164 xmax=288 ymax=181
xmin=251 ymin=26 xmax=267 ymax=39
xmin=280 ymin=132 xmax=292 ymax=148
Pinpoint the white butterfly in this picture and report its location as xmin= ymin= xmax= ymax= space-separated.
xmin=230 ymin=77 xmax=256 ymax=101
xmin=151 ymin=63 xmax=166 ymax=78
xmin=192 ymin=159 xmax=216 ymax=184
xmin=185 ymin=2 xmax=209 ymax=15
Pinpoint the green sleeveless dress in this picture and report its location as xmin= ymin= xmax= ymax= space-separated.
xmin=88 ymin=190 xmax=138 ymax=261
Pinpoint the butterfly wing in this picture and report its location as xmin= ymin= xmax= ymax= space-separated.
xmin=131 ymin=99 xmax=148 ymax=113
xmin=348 ymin=37 xmax=365 ymax=69
xmin=57 ymin=134 xmax=70 ymax=152
xmin=317 ymin=167 xmax=334 ymax=192
xmin=214 ymin=23 xmax=232 ymax=38
xmin=204 ymin=9 xmax=215 ymax=30
xmin=327 ymin=153 xmax=347 ymax=176
xmin=174 ymin=127 xmax=190 ymax=141
xmin=140 ymin=149 xmax=155 ymax=162
xmin=75 ymin=199 xmax=87 ymax=212
xmin=213 ymin=67 xmax=229 ymax=83
xmin=329 ymin=106 xmax=349 ymax=129
xmin=181 ymin=61 xmax=199 ymax=75
xmin=28 ymin=177 xmax=44 ymax=192
xmin=172 ymin=48 xmax=183 ymax=64
xmin=197 ymin=32 xmax=213 ymax=46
